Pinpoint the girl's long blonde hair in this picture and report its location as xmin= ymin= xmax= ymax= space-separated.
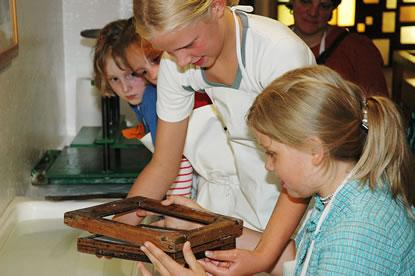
xmin=133 ymin=0 xmax=239 ymax=39
xmin=247 ymin=65 xmax=414 ymax=211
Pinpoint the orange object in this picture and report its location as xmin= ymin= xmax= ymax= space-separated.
xmin=122 ymin=123 xmax=146 ymax=139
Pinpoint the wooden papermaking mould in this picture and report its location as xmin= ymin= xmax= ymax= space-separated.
xmin=64 ymin=196 xmax=243 ymax=264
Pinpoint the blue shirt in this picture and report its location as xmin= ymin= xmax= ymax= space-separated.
xmin=295 ymin=179 xmax=415 ymax=275
xmin=130 ymin=85 xmax=157 ymax=145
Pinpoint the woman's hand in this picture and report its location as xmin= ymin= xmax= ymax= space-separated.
xmin=201 ymin=248 xmax=268 ymax=276
xmin=138 ymin=241 xmax=207 ymax=276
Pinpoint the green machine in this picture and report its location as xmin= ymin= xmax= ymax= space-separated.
xmin=31 ymin=29 xmax=152 ymax=199
xmin=31 ymin=95 xmax=152 ymax=200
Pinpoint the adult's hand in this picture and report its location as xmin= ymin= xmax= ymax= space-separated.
xmin=138 ymin=241 xmax=207 ymax=276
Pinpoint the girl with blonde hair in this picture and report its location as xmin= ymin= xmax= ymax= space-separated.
xmin=128 ymin=0 xmax=315 ymax=274
xmin=246 ymin=65 xmax=414 ymax=275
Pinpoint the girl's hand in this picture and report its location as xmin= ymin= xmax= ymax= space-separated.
xmin=201 ymin=248 xmax=267 ymax=276
xmin=113 ymin=211 xmax=143 ymax=225
xmin=136 ymin=262 xmax=152 ymax=276
xmin=141 ymin=196 xmax=205 ymax=230
xmin=139 ymin=241 xmax=206 ymax=276
xmin=161 ymin=195 xmax=204 ymax=210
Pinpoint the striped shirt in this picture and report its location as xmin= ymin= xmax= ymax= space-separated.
xmin=294 ymin=179 xmax=415 ymax=275
xmin=166 ymin=157 xmax=193 ymax=198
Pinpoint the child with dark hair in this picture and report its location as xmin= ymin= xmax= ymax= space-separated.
xmin=93 ymin=18 xmax=193 ymax=198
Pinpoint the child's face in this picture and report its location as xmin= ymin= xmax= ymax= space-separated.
xmin=254 ymin=130 xmax=318 ymax=199
xmin=105 ymin=55 xmax=146 ymax=105
xmin=126 ymin=43 xmax=161 ymax=86
xmin=148 ymin=12 xmax=225 ymax=68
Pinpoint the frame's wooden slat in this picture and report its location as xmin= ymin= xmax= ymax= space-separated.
xmin=65 ymin=214 xmax=186 ymax=251
xmin=137 ymin=197 xmax=218 ymax=224
xmin=65 ymin=196 xmax=220 ymax=224
xmin=77 ymin=234 xmax=237 ymax=264
xmin=186 ymin=218 xmax=243 ymax=247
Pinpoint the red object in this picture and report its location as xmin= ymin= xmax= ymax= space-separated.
xmin=311 ymin=26 xmax=388 ymax=97
xmin=194 ymin=91 xmax=212 ymax=109
xmin=122 ymin=123 xmax=146 ymax=139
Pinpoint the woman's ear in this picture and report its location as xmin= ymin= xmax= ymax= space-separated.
xmin=308 ymin=137 xmax=325 ymax=166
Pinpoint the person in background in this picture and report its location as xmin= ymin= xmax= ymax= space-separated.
xmin=129 ymin=0 xmax=315 ymax=273
xmin=138 ymin=65 xmax=415 ymax=276
xmin=93 ymin=18 xmax=194 ymax=198
xmin=288 ymin=0 xmax=389 ymax=97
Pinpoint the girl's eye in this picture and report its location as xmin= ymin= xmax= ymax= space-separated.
xmin=134 ymin=69 xmax=147 ymax=77
xmin=109 ymin=77 xmax=119 ymax=83
xmin=266 ymin=151 xmax=276 ymax=158
xmin=150 ymin=53 xmax=162 ymax=65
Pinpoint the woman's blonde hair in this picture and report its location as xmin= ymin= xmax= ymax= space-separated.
xmin=247 ymin=65 xmax=414 ymax=210
xmin=133 ymin=0 xmax=239 ymax=39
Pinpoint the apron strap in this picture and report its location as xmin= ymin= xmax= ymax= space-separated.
xmin=317 ymin=29 xmax=349 ymax=64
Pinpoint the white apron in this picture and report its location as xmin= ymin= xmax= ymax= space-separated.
xmin=141 ymin=105 xmax=261 ymax=230
xmin=201 ymin=10 xmax=280 ymax=231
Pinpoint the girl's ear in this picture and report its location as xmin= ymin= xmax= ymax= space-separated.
xmin=308 ymin=137 xmax=325 ymax=166
xmin=211 ymin=0 xmax=226 ymax=18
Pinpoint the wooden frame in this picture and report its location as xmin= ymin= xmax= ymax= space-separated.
xmin=0 ymin=0 xmax=18 ymax=70
xmin=64 ymin=196 xmax=243 ymax=264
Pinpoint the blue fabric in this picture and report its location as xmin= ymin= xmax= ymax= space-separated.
xmin=406 ymin=111 xmax=415 ymax=153
xmin=294 ymin=179 xmax=415 ymax=275
xmin=130 ymin=84 xmax=157 ymax=145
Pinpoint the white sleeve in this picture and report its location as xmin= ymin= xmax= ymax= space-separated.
xmin=258 ymin=36 xmax=316 ymax=89
xmin=156 ymin=54 xmax=195 ymax=122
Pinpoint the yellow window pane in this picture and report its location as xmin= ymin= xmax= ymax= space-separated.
xmin=337 ymin=0 xmax=355 ymax=26
xmin=401 ymin=26 xmax=415 ymax=44
xmin=365 ymin=16 xmax=373 ymax=25
xmin=400 ymin=7 xmax=415 ymax=22
xmin=386 ymin=0 xmax=397 ymax=9
xmin=372 ymin=39 xmax=390 ymax=65
xmin=329 ymin=9 xmax=338 ymax=25
xmin=277 ymin=5 xmax=294 ymax=26
xmin=382 ymin=12 xmax=395 ymax=33
xmin=363 ymin=0 xmax=379 ymax=3
xmin=402 ymin=0 xmax=415 ymax=2
xmin=357 ymin=23 xmax=366 ymax=32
